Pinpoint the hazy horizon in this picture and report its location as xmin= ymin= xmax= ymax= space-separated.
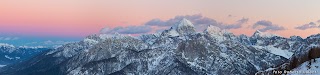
xmin=1 ymin=0 xmax=320 ymax=46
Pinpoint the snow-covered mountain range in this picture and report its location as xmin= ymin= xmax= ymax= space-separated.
xmin=0 ymin=19 xmax=319 ymax=75
xmin=0 ymin=43 xmax=49 ymax=67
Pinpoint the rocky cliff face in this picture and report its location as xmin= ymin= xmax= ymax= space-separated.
xmin=0 ymin=19 xmax=319 ymax=75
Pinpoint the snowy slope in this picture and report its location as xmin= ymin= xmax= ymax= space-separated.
xmin=0 ymin=65 xmax=5 ymax=68
xmin=290 ymin=58 xmax=320 ymax=75
xmin=253 ymin=45 xmax=293 ymax=59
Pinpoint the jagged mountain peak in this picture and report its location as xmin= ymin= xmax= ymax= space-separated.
xmin=205 ymin=25 xmax=221 ymax=33
xmin=204 ymin=25 xmax=235 ymax=42
xmin=162 ymin=18 xmax=196 ymax=37
xmin=0 ymin=43 xmax=16 ymax=53
xmin=307 ymin=33 xmax=320 ymax=39
xmin=252 ymin=30 xmax=279 ymax=38
xmin=290 ymin=35 xmax=303 ymax=40
xmin=204 ymin=25 xmax=229 ymax=35
xmin=0 ymin=43 xmax=15 ymax=48
xmin=254 ymin=30 xmax=262 ymax=33
xmin=252 ymin=30 xmax=263 ymax=36
xmin=172 ymin=18 xmax=195 ymax=29
xmin=172 ymin=18 xmax=196 ymax=34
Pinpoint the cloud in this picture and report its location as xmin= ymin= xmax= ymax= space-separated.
xmin=145 ymin=14 xmax=247 ymax=30
xmin=238 ymin=18 xmax=249 ymax=23
xmin=295 ymin=22 xmax=320 ymax=30
xmin=144 ymin=19 xmax=166 ymax=26
xmin=228 ymin=14 xmax=236 ymax=18
xmin=100 ymin=25 xmax=152 ymax=34
xmin=252 ymin=20 xmax=285 ymax=32
xmin=25 ymin=40 xmax=72 ymax=47
xmin=218 ymin=18 xmax=249 ymax=29
xmin=145 ymin=14 xmax=219 ymax=27
xmin=43 ymin=40 xmax=68 ymax=45
xmin=308 ymin=22 xmax=316 ymax=25
xmin=295 ymin=20 xmax=320 ymax=30
xmin=101 ymin=14 xmax=249 ymax=35
xmin=0 ymin=37 xmax=19 ymax=41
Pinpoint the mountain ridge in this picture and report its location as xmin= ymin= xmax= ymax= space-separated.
xmin=0 ymin=19 xmax=319 ymax=75
xmin=0 ymin=43 xmax=49 ymax=67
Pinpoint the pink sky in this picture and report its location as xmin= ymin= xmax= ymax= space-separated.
xmin=1 ymin=0 xmax=320 ymax=38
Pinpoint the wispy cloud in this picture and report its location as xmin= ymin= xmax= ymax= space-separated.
xmin=218 ymin=18 xmax=249 ymax=29
xmin=100 ymin=25 xmax=152 ymax=34
xmin=228 ymin=14 xmax=237 ymax=18
xmin=100 ymin=14 xmax=249 ymax=35
xmin=252 ymin=20 xmax=285 ymax=32
xmin=145 ymin=14 xmax=248 ymax=30
xmin=145 ymin=14 xmax=219 ymax=27
xmin=0 ymin=37 xmax=19 ymax=41
xmin=295 ymin=21 xmax=320 ymax=30
xmin=25 ymin=40 xmax=72 ymax=47
xmin=43 ymin=40 xmax=70 ymax=45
